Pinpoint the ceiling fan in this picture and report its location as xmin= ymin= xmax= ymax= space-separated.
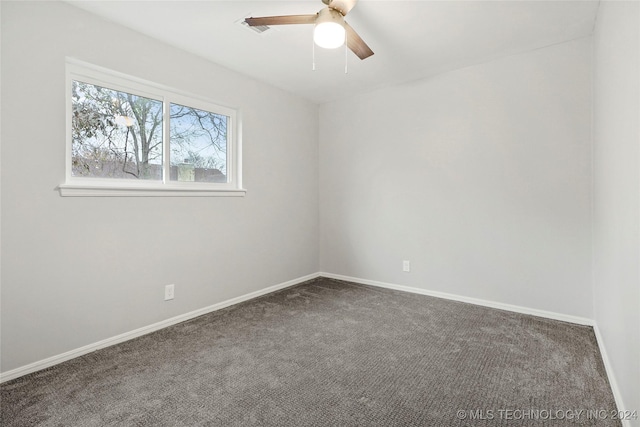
xmin=245 ymin=0 xmax=374 ymax=60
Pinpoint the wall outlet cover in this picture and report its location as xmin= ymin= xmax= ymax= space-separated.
xmin=165 ymin=284 xmax=175 ymax=301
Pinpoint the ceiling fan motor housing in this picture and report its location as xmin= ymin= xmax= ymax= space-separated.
xmin=316 ymin=7 xmax=346 ymax=26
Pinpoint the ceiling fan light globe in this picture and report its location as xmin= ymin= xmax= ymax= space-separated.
xmin=314 ymin=21 xmax=346 ymax=49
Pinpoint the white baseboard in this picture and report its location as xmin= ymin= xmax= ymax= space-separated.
xmin=592 ymin=324 xmax=632 ymax=427
xmin=0 ymin=272 xmax=319 ymax=383
xmin=320 ymin=272 xmax=594 ymax=326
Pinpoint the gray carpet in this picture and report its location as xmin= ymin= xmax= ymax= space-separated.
xmin=1 ymin=277 xmax=620 ymax=426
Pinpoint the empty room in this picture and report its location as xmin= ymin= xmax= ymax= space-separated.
xmin=1 ymin=0 xmax=638 ymax=425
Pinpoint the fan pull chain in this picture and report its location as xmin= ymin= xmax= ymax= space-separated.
xmin=344 ymin=31 xmax=348 ymax=74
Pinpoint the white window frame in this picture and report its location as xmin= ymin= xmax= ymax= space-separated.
xmin=59 ymin=58 xmax=245 ymax=197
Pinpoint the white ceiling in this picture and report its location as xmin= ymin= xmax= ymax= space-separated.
xmin=66 ymin=0 xmax=600 ymax=104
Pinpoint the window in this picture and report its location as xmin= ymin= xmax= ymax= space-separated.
xmin=60 ymin=59 xmax=244 ymax=196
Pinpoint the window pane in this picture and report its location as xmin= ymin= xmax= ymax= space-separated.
xmin=169 ymin=103 xmax=228 ymax=183
xmin=71 ymin=81 xmax=163 ymax=180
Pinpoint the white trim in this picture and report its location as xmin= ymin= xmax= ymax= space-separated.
xmin=66 ymin=58 xmax=239 ymax=114
xmin=58 ymin=183 xmax=247 ymax=197
xmin=0 ymin=272 xmax=319 ymax=383
xmin=319 ymin=272 xmax=594 ymax=326
xmin=592 ymin=324 xmax=632 ymax=427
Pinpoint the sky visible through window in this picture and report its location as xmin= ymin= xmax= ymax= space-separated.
xmin=170 ymin=102 xmax=228 ymax=175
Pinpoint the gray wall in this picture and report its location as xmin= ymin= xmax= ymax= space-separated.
xmin=319 ymin=37 xmax=593 ymax=318
xmin=593 ymin=1 xmax=640 ymax=420
xmin=1 ymin=1 xmax=319 ymax=372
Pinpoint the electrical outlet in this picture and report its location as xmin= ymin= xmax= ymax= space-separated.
xmin=164 ymin=284 xmax=175 ymax=301
xmin=403 ymin=260 xmax=411 ymax=272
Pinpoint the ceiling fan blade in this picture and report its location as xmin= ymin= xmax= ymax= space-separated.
xmin=245 ymin=15 xmax=317 ymax=27
xmin=345 ymin=22 xmax=374 ymax=60
xmin=328 ymin=0 xmax=358 ymax=16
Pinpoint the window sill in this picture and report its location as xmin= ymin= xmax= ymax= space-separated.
xmin=58 ymin=183 xmax=247 ymax=197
